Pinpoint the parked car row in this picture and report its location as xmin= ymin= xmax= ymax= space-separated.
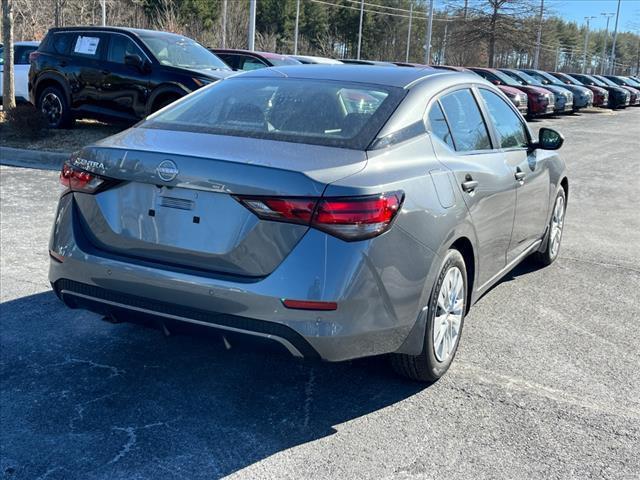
xmin=7 ymin=25 xmax=638 ymax=129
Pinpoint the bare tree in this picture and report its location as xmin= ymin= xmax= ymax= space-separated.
xmin=2 ymin=0 xmax=16 ymax=110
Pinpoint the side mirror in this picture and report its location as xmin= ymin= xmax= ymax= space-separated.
xmin=124 ymin=54 xmax=144 ymax=70
xmin=535 ymin=127 xmax=564 ymax=151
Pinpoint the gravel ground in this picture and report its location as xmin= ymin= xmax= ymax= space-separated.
xmin=1 ymin=107 xmax=639 ymax=480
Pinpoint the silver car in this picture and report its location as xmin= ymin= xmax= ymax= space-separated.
xmin=49 ymin=66 xmax=567 ymax=382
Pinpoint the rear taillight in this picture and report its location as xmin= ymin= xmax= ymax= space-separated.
xmin=60 ymin=162 xmax=106 ymax=193
xmin=236 ymin=191 xmax=404 ymax=241
xmin=28 ymin=51 xmax=40 ymax=63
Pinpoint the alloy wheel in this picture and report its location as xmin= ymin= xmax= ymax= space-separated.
xmin=433 ymin=266 xmax=465 ymax=362
xmin=41 ymin=92 xmax=63 ymax=125
xmin=549 ymin=195 xmax=565 ymax=259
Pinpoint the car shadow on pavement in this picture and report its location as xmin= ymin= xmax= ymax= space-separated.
xmin=0 ymin=291 xmax=426 ymax=480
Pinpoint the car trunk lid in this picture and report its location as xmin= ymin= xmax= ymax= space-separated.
xmin=72 ymin=128 xmax=367 ymax=277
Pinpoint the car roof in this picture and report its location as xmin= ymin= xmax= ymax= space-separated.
xmin=291 ymin=55 xmax=342 ymax=64
xmin=46 ymin=26 xmax=188 ymax=38
xmin=13 ymin=41 xmax=40 ymax=46
xmin=236 ymin=64 xmax=453 ymax=88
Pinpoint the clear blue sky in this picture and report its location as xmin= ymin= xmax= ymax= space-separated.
xmin=543 ymin=1 xmax=639 ymax=32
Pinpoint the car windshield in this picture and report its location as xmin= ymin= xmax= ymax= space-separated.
xmin=506 ymin=70 xmax=544 ymax=86
xmin=557 ymin=73 xmax=582 ymax=85
xmin=138 ymin=32 xmax=229 ymax=71
xmin=596 ymin=76 xmax=618 ymax=87
xmin=264 ymin=55 xmax=300 ymax=67
xmin=143 ymin=77 xmax=404 ymax=149
xmin=582 ymin=75 xmax=607 ymax=87
xmin=624 ymin=77 xmax=640 ymax=87
xmin=489 ymin=70 xmax=522 ymax=87
xmin=528 ymin=70 xmax=559 ymax=85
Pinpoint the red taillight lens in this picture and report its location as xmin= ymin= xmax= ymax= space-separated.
xmin=28 ymin=51 xmax=40 ymax=63
xmin=236 ymin=191 xmax=404 ymax=241
xmin=60 ymin=162 xmax=105 ymax=193
xmin=282 ymin=299 xmax=338 ymax=311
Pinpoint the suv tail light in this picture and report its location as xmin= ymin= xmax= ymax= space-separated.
xmin=235 ymin=191 xmax=404 ymax=241
xmin=60 ymin=161 xmax=112 ymax=194
xmin=28 ymin=51 xmax=40 ymax=63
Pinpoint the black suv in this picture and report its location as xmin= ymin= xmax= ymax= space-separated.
xmin=29 ymin=27 xmax=232 ymax=128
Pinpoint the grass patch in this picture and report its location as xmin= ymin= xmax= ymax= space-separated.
xmin=0 ymin=107 xmax=125 ymax=153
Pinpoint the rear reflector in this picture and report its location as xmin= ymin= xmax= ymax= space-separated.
xmin=282 ymin=299 xmax=338 ymax=311
xmin=60 ymin=161 xmax=107 ymax=193
xmin=236 ymin=191 xmax=404 ymax=241
xmin=49 ymin=250 xmax=64 ymax=263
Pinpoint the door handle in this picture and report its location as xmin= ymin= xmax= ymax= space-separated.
xmin=461 ymin=178 xmax=479 ymax=193
xmin=514 ymin=168 xmax=526 ymax=182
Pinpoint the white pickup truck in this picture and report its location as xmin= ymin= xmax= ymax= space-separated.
xmin=0 ymin=41 xmax=39 ymax=103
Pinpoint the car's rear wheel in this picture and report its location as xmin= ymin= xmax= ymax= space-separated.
xmin=38 ymin=86 xmax=73 ymax=129
xmin=533 ymin=188 xmax=566 ymax=266
xmin=391 ymin=249 xmax=467 ymax=382
xmin=152 ymin=94 xmax=181 ymax=113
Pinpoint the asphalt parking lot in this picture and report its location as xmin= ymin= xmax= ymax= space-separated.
xmin=1 ymin=108 xmax=639 ymax=479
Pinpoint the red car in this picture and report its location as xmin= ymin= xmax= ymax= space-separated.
xmin=469 ymin=67 xmax=555 ymax=118
xmin=551 ymin=71 xmax=609 ymax=108
xmin=434 ymin=65 xmax=529 ymax=116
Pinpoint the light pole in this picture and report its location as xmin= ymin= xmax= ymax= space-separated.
xmin=424 ymin=0 xmax=434 ymax=65
xmin=221 ymin=0 xmax=227 ymax=48
xmin=441 ymin=19 xmax=452 ymax=66
xmin=293 ymin=0 xmax=300 ymax=54
xmin=248 ymin=0 xmax=256 ymax=51
xmin=609 ymin=0 xmax=621 ymax=74
xmin=582 ymin=16 xmax=597 ymax=73
xmin=405 ymin=2 xmax=413 ymax=63
xmin=101 ymin=0 xmax=106 ymax=26
xmin=533 ymin=0 xmax=544 ymax=69
xmin=600 ymin=12 xmax=615 ymax=75
xmin=356 ymin=0 xmax=364 ymax=59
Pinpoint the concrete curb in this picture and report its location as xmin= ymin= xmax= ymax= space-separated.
xmin=0 ymin=146 xmax=69 ymax=171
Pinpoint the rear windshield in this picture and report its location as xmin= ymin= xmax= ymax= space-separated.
xmin=143 ymin=77 xmax=404 ymax=149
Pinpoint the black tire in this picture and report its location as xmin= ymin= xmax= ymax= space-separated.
xmin=38 ymin=85 xmax=73 ymax=129
xmin=532 ymin=188 xmax=566 ymax=267
xmin=391 ymin=249 xmax=467 ymax=383
xmin=152 ymin=95 xmax=181 ymax=113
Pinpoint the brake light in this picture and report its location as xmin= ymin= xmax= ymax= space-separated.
xmin=28 ymin=51 xmax=40 ymax=63
xmin=60 ymin=162 xmax=106 ymax=193
xmin=236 ymin=191 xmax=404 ymax=241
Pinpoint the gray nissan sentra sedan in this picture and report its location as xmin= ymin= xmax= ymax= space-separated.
xmin=49 ymin=65 xmax=567 ymax=382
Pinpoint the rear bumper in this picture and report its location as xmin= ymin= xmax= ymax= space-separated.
xmin=49 ymin=194 xmax=438 ymax=362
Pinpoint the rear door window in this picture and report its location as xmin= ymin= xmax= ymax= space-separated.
xmin=478 ymin=89 xmax=529 ymax=149
xmin=238 ymin=55 xmax=268 ymax=71
xmin=439 ymin=89 xmax=492 ymax=152
xmin=71 ymin=33 xmax=107 ymax=59
xmin=427 ymin=101 xmax=455 ymax=149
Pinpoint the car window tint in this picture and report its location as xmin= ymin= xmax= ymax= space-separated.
xmin=14 ymin=46 xmax=36 ymax=64
xmin=240 ymin=56 xmax=267 ymax=71
xmin=479 ymin=89 xmax=528 ymax=149
xmin=71 ymin=34 xmax=104 ymax=58
xmin=108 ymin=35 xmax=144 ymax=63
xmin=427 ymin=101 xmax=455 ymax=149
xmin=145 ymin=77 xmax=403 ymax=149
xmin=439 ymin=89 xmax=491 ymax=152
xmin=52 ymin=33 xmax=74 ymax=55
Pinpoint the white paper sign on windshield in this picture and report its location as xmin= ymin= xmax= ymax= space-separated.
xmin=74 ymin=36 xmax=100 ymax=55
